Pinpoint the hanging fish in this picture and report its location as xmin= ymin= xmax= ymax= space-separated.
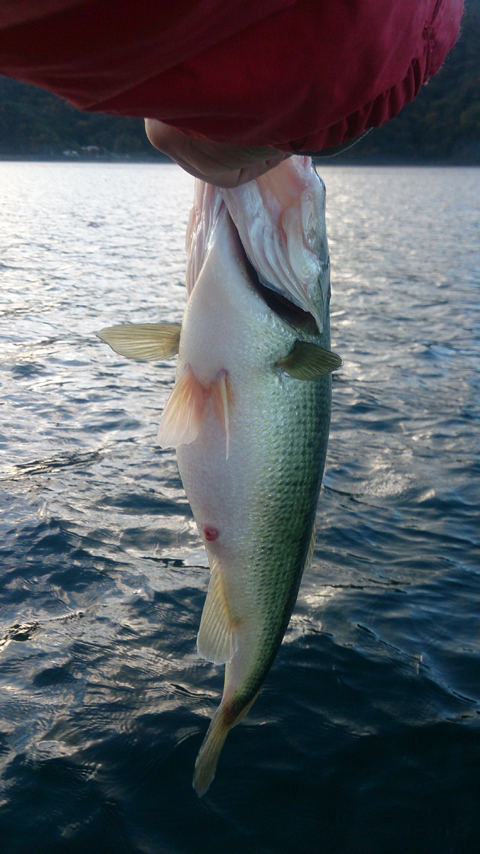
xmin=97 ymin=155 xmax=341 ymax=796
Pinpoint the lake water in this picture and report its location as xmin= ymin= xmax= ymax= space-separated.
xmin=0 ymin=162 xmax=479 ymax=854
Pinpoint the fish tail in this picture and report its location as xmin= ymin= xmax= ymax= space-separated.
xmin=193 ymin=705 xmax=231 ymax=797
xmin=193 ymin=692 xmax=259 ymax=797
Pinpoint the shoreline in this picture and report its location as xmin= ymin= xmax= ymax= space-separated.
xmin=0 ymin=152 xmax=171 ymax=164
xmin=0 ymin=153 xmax=479 ymax=167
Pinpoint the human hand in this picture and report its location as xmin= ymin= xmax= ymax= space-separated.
xmin=145 ymin=119 xmax=290 ymax=188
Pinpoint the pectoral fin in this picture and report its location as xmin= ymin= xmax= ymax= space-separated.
xmin=96 ymin=322 xmax=181 ymax=361
xmin=278 ymin=340 xmax=342 ymax=380
xmin=197 ymin=562 xmax=238 ymax=665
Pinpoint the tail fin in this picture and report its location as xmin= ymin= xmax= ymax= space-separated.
xmin=193 ymin=692 xmax=259 ymax=797
xmin=193 ymin=706 xmax=231 ymax=797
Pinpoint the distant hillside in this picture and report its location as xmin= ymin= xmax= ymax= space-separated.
xmin=0 ymin=75 xmax=160 ymax=159
xmin=343 ymin=0 xmax=480 ymax=163
xmin=0 ymin=0 xmax=479 ymax=163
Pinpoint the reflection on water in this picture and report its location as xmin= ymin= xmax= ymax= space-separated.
xmin=0 ymin=163 xmax=479 ymax=853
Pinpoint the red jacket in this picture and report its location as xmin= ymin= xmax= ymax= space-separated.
xmin=0 ymin=0 xmax=464 ymax=152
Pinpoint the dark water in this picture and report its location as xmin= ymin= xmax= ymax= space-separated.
xmin=1 ymin=162 xmax=479 ymax=854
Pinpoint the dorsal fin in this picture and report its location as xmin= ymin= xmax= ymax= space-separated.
xmin=305 ymin=520 xmax=316 ymax=568
xmin=197 ymin=562 xmax=238 ymax=664
xmin=97 ymin=322 xmax=181 ymax=361
xmin=210 ymin=370 xmax=232 ymax=460
xmin=157 ymin=365 xmax=206 ymax=448
xmin=278 ymin=340 xmax=342 ymax=380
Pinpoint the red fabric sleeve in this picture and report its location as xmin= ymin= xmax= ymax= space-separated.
xmin=0 ymin=0 xmax=464 ymax=153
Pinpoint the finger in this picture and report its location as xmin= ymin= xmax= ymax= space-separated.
xmin=224 ymin=154 xmax=291 ymax=188
xmin=144 ymin=119 xmax=289 ymax=186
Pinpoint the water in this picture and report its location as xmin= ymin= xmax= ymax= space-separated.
xmin=1 ymin=162 xmax=479 ymax=854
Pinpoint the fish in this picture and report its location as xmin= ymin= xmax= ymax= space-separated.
xmin=97 ymin=155 xmax=341 ymax=796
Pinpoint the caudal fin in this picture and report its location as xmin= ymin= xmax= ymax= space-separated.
xmin=193 ymin=706 xmax=231 ymax=797
xmin=193 ymin=692 xmax=259 ymax=796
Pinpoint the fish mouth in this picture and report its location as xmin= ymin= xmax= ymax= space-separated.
xmin=247 ymin=260 xmax=319 ymax=334
xmin=232 ymin=219 xmax=319 ymax=334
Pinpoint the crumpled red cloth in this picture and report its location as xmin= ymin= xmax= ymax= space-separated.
xmin=0 ymin=0 xmax=464 ymax=152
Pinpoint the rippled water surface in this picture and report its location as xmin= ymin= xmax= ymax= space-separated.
xmin=1 ymin=162 xmax=479 ymax=854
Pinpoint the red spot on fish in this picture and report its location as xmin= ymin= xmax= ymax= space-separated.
xmin=204 ymin=526 xmax=219 ymax=542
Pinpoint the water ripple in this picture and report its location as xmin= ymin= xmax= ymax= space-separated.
xmin=0 ymin=163 xmax=479 ymax=853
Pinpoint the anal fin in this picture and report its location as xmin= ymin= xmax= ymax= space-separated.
xmin=197 ymin=562 xmax=238 ymax=664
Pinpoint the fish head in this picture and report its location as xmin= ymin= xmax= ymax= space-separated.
xmin=221 ymin=156 xmax=330 ymax=334
xmin=185 ymin=156 xmax=330 ymax=334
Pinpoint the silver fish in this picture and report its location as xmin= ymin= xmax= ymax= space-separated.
xmin=97 ymin=155 xmax=341 ymax=796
